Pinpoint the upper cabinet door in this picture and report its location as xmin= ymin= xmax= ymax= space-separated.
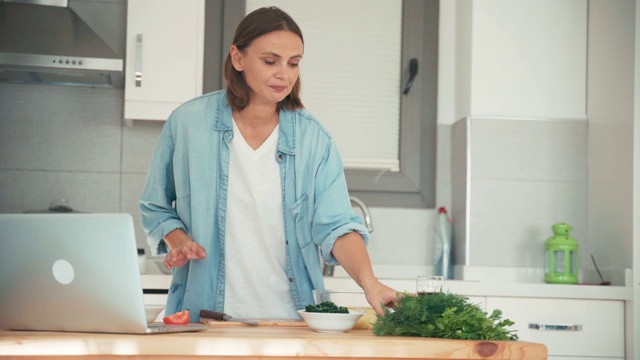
xmin=124 ymin=0 xmax=205 ymax=124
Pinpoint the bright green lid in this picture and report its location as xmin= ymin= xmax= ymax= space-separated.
xmin=544 ymin=223 xmax=578 ymax=250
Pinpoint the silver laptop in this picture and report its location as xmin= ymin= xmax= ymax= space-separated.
xmin=0 ymin=213 xmax=207 ymax=334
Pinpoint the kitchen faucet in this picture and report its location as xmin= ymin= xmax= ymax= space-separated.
xmin=349 ymin=196 xmax=373 ymax=233
xmin=322 ymin=196 xmax=374 ymax=276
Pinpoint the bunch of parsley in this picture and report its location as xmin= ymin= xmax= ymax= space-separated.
xmin=373 ymin=292 xmax=518 ymax=341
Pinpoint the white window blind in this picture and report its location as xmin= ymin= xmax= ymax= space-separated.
xmin=244 ymin=0 xmax=402 ymax=171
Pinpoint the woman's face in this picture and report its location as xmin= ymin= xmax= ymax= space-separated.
xmin=230 ymin=30 xmax=303 ymax=108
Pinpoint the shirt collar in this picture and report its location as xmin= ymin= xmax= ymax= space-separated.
xmin=212 ymin=89 xmax=296 ymax=155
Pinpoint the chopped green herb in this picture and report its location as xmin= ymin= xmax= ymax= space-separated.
xmin=305 ymin=301 xmax=349 ymax=313
xmin=373 ymin=292 xmax=518 ymax=341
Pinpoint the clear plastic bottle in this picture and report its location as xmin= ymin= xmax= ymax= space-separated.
xmin=433 ymin=206 xmax=453 ymax=279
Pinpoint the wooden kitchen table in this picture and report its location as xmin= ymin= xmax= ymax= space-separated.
xmin=0 ymin=325 xmax=547 ymax=360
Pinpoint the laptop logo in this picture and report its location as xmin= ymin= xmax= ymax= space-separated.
xmin=52 ymin=259 xmax=75 ymax=285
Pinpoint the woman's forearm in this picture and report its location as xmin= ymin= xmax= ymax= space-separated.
xmin=330 ymin=231 xmax=378 ymax=290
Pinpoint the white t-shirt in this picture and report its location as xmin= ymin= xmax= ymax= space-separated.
xmin=223 ymin=119 xmax=298 ymax=319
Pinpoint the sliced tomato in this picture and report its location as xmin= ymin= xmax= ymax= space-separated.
xmin=163 ymin=310 xmax=190 ymax=325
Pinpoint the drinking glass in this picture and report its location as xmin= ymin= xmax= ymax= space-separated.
xmin=416 ymin=275 xmax=444 ymax=296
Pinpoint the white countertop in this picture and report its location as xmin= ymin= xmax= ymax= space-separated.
xmin=140 ymin=274 xmax=632 ymax=301
xmin=328 ymin=277 xmax=633 ymax=301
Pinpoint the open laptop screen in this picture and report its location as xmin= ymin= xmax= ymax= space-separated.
xmin=0 ymin=213 xmax=175 ymax=334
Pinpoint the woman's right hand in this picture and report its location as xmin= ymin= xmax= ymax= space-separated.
xmin=163 ymin=229 xmax=206 ymax=270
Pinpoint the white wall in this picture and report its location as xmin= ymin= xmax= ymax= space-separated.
xmin=634 ymin=2 xmax=640 ymax=358
xmin=470 ymin=0 xmax=587 ymax=119
xmin=588 ymin=1 xmax=637 ymax=358
xmin=452 ymin=118 xmax=588 ymax=276
xmin=440 ymin=0 xmax=587 ymax=125
xmin=442 ymin=0 xmax=597 ymax=282
xmin=587 ymin=0 xmax=635 ymax=286
xmin=443 ymin=0 xmax=636 ymax=286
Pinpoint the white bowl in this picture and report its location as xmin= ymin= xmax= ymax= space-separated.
xmin=145 ymin=306 xmax=165 ymax=323
xmin=312 ymin=289 xmax=369 ymax=307
xmin=297 ymin=309 xmax=364 ymax=333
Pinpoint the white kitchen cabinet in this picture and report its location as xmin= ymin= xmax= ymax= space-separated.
xmin=143 ymin=293 xmax=168 ymax=307
xmin=124 ymin=0 xmax=205 ymax=126
xmin=486 ymin=297 xmax=624 ymax=359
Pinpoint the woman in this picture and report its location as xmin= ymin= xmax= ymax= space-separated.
xmin=139 ymin=6 xmax=398 ymax=321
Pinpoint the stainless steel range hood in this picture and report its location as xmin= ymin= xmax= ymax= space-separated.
xmin=0 ymin=0 xmax=123 ymax=88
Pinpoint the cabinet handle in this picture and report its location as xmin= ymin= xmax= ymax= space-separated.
xmin=402 ymin=58 xmax=418 ymax=95
xmin=528 ymin=323 xmax=583 ymax=331
xmin=135 ymin=34 xmax=143 ymax=87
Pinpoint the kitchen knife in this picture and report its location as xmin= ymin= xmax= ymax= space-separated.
xmin=199 ymin=310 xmax=260 ymax=325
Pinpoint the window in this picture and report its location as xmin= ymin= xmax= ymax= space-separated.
xmin=204 ymin=0 xmax=437 ymax=208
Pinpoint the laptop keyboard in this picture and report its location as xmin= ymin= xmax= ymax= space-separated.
xmin=147 ymin=323 xmax=177 ymax=333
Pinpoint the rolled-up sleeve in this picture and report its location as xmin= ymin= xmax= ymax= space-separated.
xmin=139 ymin=116 xmax=186 ymax=255
xmin=311 ymin=140 xmax=369 ymax=265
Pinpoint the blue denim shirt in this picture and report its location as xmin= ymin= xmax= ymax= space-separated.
xmin=139 ymin=90 xmax=369 ymax=321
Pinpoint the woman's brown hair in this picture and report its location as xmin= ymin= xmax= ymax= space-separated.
xmin=224 ymin=7 xmax=304 ymax=112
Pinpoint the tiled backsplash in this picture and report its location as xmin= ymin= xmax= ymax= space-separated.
xmin=452 ymin=117 xmax=589 ymax=273
xmin=0 ymin=83 xmax=161 ymax=251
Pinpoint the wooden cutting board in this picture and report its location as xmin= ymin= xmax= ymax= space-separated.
xmin=202 ymin=319 xmax=308 ymax=327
